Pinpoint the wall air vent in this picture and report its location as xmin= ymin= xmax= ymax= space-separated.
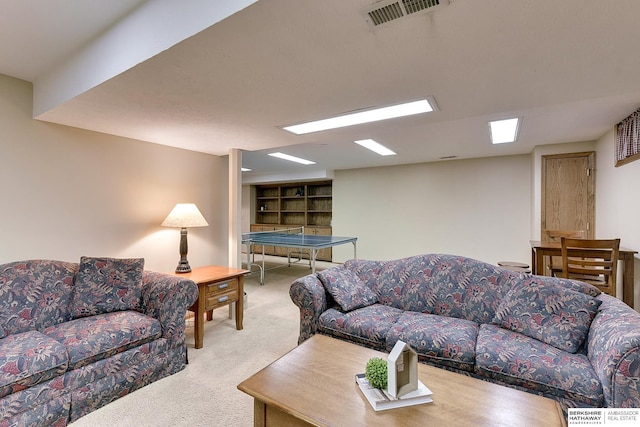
xmin=364 ymin=0 xmax=448 ymax=27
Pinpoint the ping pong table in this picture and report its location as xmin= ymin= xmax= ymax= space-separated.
xmin=242 ymin=227 xmax=357 ymax=285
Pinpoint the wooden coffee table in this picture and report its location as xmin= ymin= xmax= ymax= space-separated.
xmin=238 ymin=335 xmax=567 ymax=427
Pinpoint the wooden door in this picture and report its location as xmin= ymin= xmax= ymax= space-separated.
xmin=541 ymin=152 xmax=595 ymax=241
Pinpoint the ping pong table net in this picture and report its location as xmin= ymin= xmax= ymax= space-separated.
xmin=249 ymin=226 xmax=305 ymax=236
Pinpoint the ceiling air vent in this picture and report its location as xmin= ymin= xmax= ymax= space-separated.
xmin=364 ymin=0 xmax=448 ymax=27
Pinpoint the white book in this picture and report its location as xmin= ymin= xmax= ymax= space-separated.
xmin=355 ymin=373 xmax=433 ymax=411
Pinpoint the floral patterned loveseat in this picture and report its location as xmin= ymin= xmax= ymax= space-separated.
xmin=290 ymin=253 xmax=640 ymax=412
xmin=0 ymin=258 xmax=198 ymax=426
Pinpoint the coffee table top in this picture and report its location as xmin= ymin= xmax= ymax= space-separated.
xmin=238 ymin=334 xmax=566 ymax=427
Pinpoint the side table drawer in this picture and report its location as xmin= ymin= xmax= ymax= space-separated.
xmin=203 ymin=278 xmax=239 ymax=311
xmin=205 ymin=289 xmax=239 ymax=310
xmin=205 ymin=278 xmax=238 ymax=297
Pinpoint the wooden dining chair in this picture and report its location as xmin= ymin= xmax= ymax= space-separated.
xmin=560 ymin=237 xmax=620 ymax=296
xmin=544 ymin=229 xmax=586 ymax=276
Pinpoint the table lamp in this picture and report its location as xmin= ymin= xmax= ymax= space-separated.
xmin=161 ymin=203 xmax=208 ymax=273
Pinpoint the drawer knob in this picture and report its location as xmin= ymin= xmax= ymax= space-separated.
xmin=218 ymin=295 xmax=229 ymax=303
xmin=218 ymin=282 xmax=229 ymax=289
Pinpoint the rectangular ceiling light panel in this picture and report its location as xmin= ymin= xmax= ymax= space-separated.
xmin=489 ymin=118 xmax=520 ymax=144
xmin=355 ymin=139 xmax=396 ymax=156
xmin=283 ymin=99 xmax=435 ymax=135
xmin=268 ymin=152 xmax=316 ymax=165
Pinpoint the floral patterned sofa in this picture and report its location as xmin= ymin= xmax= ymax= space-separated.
xmin=0 ymin=258 xmax=198 ymax=426
xmin=289 ymin=253 xmax=640 ymax=411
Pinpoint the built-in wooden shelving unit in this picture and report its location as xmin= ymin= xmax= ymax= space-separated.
xmin=252 ymin=181 xmax=332 ymax=261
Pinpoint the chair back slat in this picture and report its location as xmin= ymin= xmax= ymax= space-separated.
xmin=560 ymin=237 xmax=620 ymax=296
xmin=544 ymin=229 xmax=586 ymax=242
xmin=543 ymin=229 xmax=586 ymax=275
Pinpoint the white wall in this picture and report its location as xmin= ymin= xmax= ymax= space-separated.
xmin=0 ymin=74 xmax=229 ymax=272
xmin=594 ymin=128 xmax=640 ymax=307
xmin=332 ymin=155 xmax=532 ymax=265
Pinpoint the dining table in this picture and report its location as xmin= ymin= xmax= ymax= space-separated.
xmin=530 ymin=240 xmax=638 ymax=308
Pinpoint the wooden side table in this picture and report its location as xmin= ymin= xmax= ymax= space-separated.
xmin=173 ymin=265 xmax=249 ymax=349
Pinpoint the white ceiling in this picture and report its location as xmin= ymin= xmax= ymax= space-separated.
xmin=2 ymin=0 xmax=640 ymax=182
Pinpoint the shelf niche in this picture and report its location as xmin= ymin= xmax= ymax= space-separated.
xmin=252 ymin=180 xmax=332 ymax=260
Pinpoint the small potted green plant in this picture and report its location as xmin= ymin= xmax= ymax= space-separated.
xmin=365 ymin=357 xmax=388 ymax=389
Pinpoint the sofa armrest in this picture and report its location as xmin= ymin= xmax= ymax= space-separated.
xmin=588 ymin=294 xmax=640 ymax=407
xmin=141 ymin=271 xmax=198 ymax=348
xmin=289 ymin=274 xmax=328 ymax=344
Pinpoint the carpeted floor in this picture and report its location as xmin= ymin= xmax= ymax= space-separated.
xmin=71 ymin=257 xmax=336 ymax=426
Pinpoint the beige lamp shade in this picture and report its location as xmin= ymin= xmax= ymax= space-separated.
xmin=161 ymin=203 xmax=208 ymax=228
xmin=162 ymin=203 xmax=208 ymax=273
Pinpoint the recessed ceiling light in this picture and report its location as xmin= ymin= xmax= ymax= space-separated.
xmin=268 ymin=152 xmax=316 ymax=165
xmin=354 ymin=139 xmax=396 ymax=156
xmin=241 ymin=167 xmax=252 ymax=172
xmin=489 ymin=118 xmax=520 ymax=144
xmin=282 ymin=98 xmax=436 ymax=135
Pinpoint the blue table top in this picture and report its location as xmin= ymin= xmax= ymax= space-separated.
xmin=242 ymin=232 xmax=357 ymax=249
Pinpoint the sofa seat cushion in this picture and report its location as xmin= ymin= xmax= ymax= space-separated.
xmin=0 ymin=331 xmax=68 ymax=399
xmin=318 ymin=304 xmax=403 ymax=350
xmin=385 ymin=311 xmax=479 ymax=372
xmin=475 ymin=324 xmax=603 ymax=407
xmin=42 ymin=311 xmax=161 ymax=370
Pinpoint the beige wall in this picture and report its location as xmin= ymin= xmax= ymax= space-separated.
xmin=332 ymin=155 xmax=532 ymax=265
xmin=594 ymin=129 xmax=640 ymax=307
xmin=0 ymin=74 xmax=229 ymax=272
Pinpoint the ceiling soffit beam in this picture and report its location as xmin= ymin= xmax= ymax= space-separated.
xmin=33 ymin=0 xmax=257 ymax=119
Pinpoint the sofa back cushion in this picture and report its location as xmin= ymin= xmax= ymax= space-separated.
xmin=71 ymin=257 xmax=144 ymax=318
xmin=0 ymin=260 xmax=77 ymax=335
xmin=343 ymin=259 xmax=386 ymax=290
xmin=514 ymin=274 xmax=601 ymax=297
xmin=374 ymin=254 xmax=514 ymax=324
xmin=317 ymin=266 xmax=378 ymax=311
xmin=492 ymin=280 xmax=602 ymax=353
